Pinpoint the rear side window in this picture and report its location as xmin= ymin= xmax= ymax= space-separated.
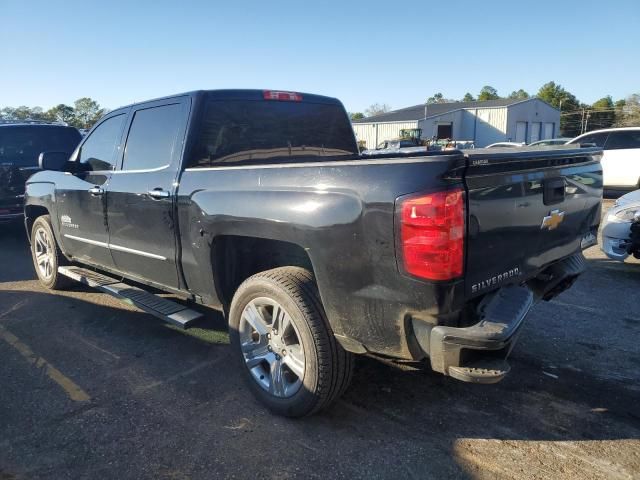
xmin=189 ymin=100 xmax=357 ymax=167
xmin=0 ymin=126 xmax=81 ymax=167
xmin=122 ymin=104 xmax=182 ymax=171
xmin=573 ymin=132 xmax=608 ymax=147
xmin=604 ymin=131 xmax=640 ymax=150
xmin=78 ymin=115 xmax=126 ymax=171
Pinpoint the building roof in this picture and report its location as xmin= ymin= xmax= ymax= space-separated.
xmin=353 ymin=98 xmax=537 ymax=123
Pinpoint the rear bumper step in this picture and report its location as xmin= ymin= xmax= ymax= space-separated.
xmin=415 ymin=285 xmax=534 ymax=384
xmin=58 ymin=266 xmax=203 ymax=329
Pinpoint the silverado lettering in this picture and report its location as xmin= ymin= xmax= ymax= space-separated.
xmin=471 ymin=267 xmax=521 ymax=294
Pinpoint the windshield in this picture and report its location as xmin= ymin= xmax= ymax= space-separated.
xmin=0 ymin=126 xmax=81 ymax=167
xmin=189 ymin=99 xmax=358 ymax=167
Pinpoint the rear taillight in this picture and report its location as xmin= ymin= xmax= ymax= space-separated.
xmin=263 ymin=90 xmax=303 ymax=101
xmin=398 ymin=189 xmax=465 ymax=281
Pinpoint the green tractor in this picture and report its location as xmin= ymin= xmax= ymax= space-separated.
xmin=399 ymin=128 xmax=426 ymax=146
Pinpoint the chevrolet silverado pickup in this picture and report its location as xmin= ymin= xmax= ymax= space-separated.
xmin=24 ymin=89 xmax=603 ymax=416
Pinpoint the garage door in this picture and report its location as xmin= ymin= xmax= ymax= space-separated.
xmin=515 ymin=122 xmax=527 ymax=143
xmin=530 ymin=122 xmax=541 ymax=143
xmin=543 ymin=123 xmax=554 ymax=140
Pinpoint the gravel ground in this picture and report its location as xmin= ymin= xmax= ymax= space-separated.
xmin=0 ymin=198 xmax=638 ymax=479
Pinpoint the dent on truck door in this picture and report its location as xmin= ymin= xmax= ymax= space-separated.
xmin=105 ymin=100 xmax=188 ymax=289
xmin=57 ymin=113 xmax=127 ymax=267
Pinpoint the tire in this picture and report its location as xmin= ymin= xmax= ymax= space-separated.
xmin=30 ymin=215 xmax=72 ymax=290
xmin=228 ymin=267 xmax=353 ymax=417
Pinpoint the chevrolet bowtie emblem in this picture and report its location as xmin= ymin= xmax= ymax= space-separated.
xmin=541 ymin=209 xmax=565 ymax=230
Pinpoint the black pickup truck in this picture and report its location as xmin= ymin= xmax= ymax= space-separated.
xmin=1 ymin=123 xmax=81 ymax=222
xmin=24 ymin=89 xmax=602 ymax=416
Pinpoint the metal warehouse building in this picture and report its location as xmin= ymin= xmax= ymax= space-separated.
xmin=352 ymin=98 xmax=560 ymax=149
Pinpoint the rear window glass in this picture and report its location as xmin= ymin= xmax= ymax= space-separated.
xmin=189 ymin=100 xmax=357 ymax=167
xmin=0 ymin=126 xmax=81 ymax=167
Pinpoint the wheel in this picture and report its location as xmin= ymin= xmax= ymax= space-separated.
xmin=229 ymin=267 xmax=353 ymax=417
xmin=31 ymin=215 xmax=72 ymax=290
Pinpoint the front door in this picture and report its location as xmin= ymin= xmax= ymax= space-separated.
xmin=106 ymin=99 xmax=189 ymax=289
xmin=57 ymin=112 xmax=128 ymax=268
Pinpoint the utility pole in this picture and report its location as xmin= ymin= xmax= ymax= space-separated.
xmin=584 ymin=111 xmax=591 ymax=134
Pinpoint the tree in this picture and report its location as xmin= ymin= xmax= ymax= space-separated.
xmin=13 ymin=106 xmax=32 ymax=120
xmin=462 ymin=93 xmax=475 ymax=102
xmin=537 ymin=81 xmax=582 ymax=136
xmin=508 ymin=89 xmax=530 ymax=100
xmin=589 ymin=96 xmax=616 ymax=130
xmin=615 ymin=94 xmax=640 ymax=127
xmin=426 ymin=92 xmax=456 ymax=104
xmin=364 ymin=103 xmax=391 ymax=117
xmin=478 ymin=86 xmax=500 ymax=101
xmin=0 ymin=107 xmax=16 ymax=120
xmin=73 ymin=97 xmax=105 ymax=129
xmin=349 ymin=112 xmax=365 ymax=121
xmin=46 ymin=104 xmax=76 ymax=124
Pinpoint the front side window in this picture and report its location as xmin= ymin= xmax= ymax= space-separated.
xmin=122 ymin=104 xmax=182 ymax=171
xmin=604 ymin=131 xmax=640 ymax=150
xmin=78 ymin=114 xmax=126 ymax=171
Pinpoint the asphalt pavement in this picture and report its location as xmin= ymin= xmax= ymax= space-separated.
xmin=0 ymin=200 xmax=639 ymax=479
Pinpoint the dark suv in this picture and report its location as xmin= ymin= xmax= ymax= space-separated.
xmin=0 ymin=122 xmax=81 ymax=222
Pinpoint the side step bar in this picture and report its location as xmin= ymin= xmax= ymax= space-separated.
xmin=58 ymin=266 xmax=203 ymax=329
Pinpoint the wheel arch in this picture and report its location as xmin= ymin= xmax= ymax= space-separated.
xmin=212 ymin=235 xmax=316 ymax=309
xmin=24 ymin=205 xmax=50 ymax=243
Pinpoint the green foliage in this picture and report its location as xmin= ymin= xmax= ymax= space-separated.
xmin=0 ymin=98 xmax=106 ymax=129
xmin=589 ymin=96 xmax=616 ymax=130
xmin=462 ymin=92 xmax=475 ymax=102
xmin=73 ymin=97 xmax=105 ymax=129
xmin=349 ymin=112 xmax=365 ymax=120
xmin=426 ymin=93 xmax=456 ymax=104
xmin=508 ymin=89 xmax=530 ymax=100
xmin=537 ymin=81 xmax=582 ymax=136
xmin=478 ymin=86 xmax=500 ymax=101
xmin=47 ymin=104 xmax=76 ymax=124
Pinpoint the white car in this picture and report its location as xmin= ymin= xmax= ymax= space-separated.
xmin=567 ymin=127 xmax=640 ymax=189
xmin=600 ymin=189 xmax=640 ymax=261
xmin=484 ymin=142 xmax=526 ymax=148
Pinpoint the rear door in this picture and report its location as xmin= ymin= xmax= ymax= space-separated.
xmin=105 ymin=98 xmax=189 ymax=289
xmin=602 ymin=130 xmax=640 ymax=188
xmin=464 ymin=147 xmax=602 ymax=298
xmin=57 ymin=112 xmax=128 ymax=267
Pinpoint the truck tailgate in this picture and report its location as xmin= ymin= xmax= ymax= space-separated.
xmin=463 ymin=146 xmax=602 ymax=298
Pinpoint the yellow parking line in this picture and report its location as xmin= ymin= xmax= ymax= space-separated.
xmin=0 ymin=325 xmax=90 ymax=402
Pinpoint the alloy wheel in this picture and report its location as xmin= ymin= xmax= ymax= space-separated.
xmin=239 ymin=297 xmax=306 ymax=398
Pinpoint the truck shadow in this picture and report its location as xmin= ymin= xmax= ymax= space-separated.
xmin=0 ymin=285 xmax=638 ymax=479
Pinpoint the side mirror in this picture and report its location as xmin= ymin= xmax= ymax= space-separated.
xmin=38 ymin=151 xmax=70 ymax=171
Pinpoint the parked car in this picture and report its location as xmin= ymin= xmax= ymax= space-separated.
xmin=25 ymin=89 xmax=602 ymax=417
xmin=485 ymin=142 xmax=526 ymax=148
xmin=567 ymin=127 xmax=640 ymax=189
xmin=601 ymin=189 xmax=640 ymax=261
xmin=0 ymin=122 xmax=81 ymax=223
xmin=529 ymin=138 xmax=571 ymax=147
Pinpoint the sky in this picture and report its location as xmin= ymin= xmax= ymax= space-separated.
xmin=1 ymin=0 xmax=638 ymax=114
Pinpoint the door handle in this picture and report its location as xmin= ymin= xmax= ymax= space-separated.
xmin=147 ymin=188 xmax=170 ymax=199
xmin=88 ymin=186 xmax=104 ymax=195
